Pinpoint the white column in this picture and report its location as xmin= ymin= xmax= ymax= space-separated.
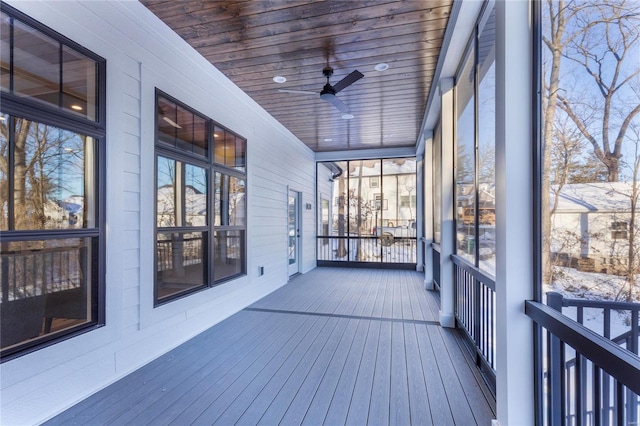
xmin=439 ymin=78 xmax=455 ymax=328
xmin=422 ymin=132 xmax=434 ymax=288
xmin=495 ymin=0 xmax=535 ymax=424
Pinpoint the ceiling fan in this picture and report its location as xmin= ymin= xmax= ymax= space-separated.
xmin=279 ymin=66 xmax=364 ymax=113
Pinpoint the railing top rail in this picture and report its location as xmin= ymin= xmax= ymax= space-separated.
xmin=451 ymin=254 xmax=496 ymax=290
xmin=431 ymin=242 xmax=441 ymax=252
xmin=525 ymin=300 xmax=640 ymax=395
xmin=560 ymin=296 xmax=640 ymax=311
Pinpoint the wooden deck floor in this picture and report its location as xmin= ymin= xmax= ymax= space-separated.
xmin=46 ymin=268 xmax=495 ymax=425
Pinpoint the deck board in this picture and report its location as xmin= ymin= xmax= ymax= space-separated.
xmin=45 ymin=267 xmax=495 ymax=426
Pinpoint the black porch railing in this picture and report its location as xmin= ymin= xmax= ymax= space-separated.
xmin=316 ymin=236 xmax=416 ymax=266
xmin=542 ymin=292 xmax=640 ymax=425
xmin=526 ymin=299 xmax=640 ymax=426
xmin=452 ymin=254 xmax=496 ymax=391
xmin=432 ymin=243 xmax=441 ymax=290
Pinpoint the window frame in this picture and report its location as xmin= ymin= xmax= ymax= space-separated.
xmin=154 ymin=89 xmax=247 ymax=307
xmin=0 ymin=2 xmax=106 ymax=362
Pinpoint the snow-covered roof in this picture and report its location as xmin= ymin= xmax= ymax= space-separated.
xmin=553 ymin=182 xmax=637 ymax=213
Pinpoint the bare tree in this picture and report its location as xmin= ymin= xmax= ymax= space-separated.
xmin=557 ymin=0 xmax=640 ymax=182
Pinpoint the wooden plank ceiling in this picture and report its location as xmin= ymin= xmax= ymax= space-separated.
xmin=141 ymin=0 xmax=453 ymax=152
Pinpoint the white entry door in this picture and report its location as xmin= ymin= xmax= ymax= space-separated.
xmin=288 ymin=190 xmax=300 ymax=276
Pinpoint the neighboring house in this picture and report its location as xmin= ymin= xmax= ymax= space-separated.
xmin=551 ymin=182 xmax=639 ymax=273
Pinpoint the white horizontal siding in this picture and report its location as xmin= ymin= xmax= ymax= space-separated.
xmin=0 ymin=1 xmax=317 ymax=425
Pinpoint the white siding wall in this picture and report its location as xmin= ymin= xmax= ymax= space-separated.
xmin=0 ymin=2 xmax=317 ymax=424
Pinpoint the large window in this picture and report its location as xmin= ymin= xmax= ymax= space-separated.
xmin=0 ymin=4 xmax=105 ymax=361
xmin=453 ymin=7 xmax=496 ymax=275
xmin=317 ymin=158 xmax=417 ymax=266
xmin=155 ymin=91 xmax=246 ymax=305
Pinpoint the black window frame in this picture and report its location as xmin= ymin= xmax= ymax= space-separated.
xmin=0 ymin=2 xmax=106 ymax=362
xmin=154 ymin=89 xmax=247 ymax=307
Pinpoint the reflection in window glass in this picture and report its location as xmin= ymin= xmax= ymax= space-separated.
xmin=213 ymin=126 xmax=246 ymax=170
xmin=185 ymin=164 xmax=207 ymax=227
xmin=157 ymin=156 xmax=176 ymax=228
xmin=214 ymin=172 xmax=245 ymax=227
xmin=456 ymin=47 xmax=476 ymax=264
xmin=433 ymin=122 xmax=442 ymax=244
xmin=4 ymin=117 xmax=91 ymax=231
xmin=1 ymin=12 xmax=10 ymax=92
xmin=1 ymin=112 xmax=9 ymax=230
xmin=156 ymin=97 xmax=208 ymax=157
xmin=213 ymin=230 xmax=244 ymax=282
xmin=157 ymin=157 xmax=207 ymax=228
xmin=62 ymin=46 xmax=96 ymax=120
xmin=228 ymin=176 xmax=245 ymax=226
xmin=13 ymin=19 xmax=60 ymax=107
xmin=156 ymin=232 xmax=207 ymax=302
xmin=2 ymin=11 xmax=101 ymax=123
xmin=477 ymin=7 xmax=496 ymax=275
xmin=1 ymin=237 xmax=95 ymax=353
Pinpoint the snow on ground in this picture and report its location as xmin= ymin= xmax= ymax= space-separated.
xmin=546 ymin=266 xmax=639 ymax=345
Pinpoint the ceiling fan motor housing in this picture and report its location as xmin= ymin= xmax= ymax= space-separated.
xmin=320 ymin=83 xmax=336 ymax=99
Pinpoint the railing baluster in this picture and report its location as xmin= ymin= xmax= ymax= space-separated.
xmin=593 ymin=364 xmax=601 ymax=426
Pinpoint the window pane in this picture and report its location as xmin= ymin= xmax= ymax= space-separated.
xmin=478 ymin=7 xmax=496 ymax=274
xmin=13 ymin=19 xmax=60 ymax=108
xmin=62 ymin=46 xmax=97 ymax=121
xmin=223 ymin=131 xmax=236 ymax=168
xmin=1 ymin=13 xmax=10 ymax=93
xmin=0 ymin=112 xmax=8 ymax=230
xmin=156 ymin=97 xmax=207 ymax=157
xmin=185 ymin=163 xmax=207 ymax=227
xmin=213 ymin=171 xmax=222 ymax=226
xmin=433 ymin=122 xmax=442 ymax=244
xmin=214 ymin=230 xmax=244 ymax=281
xmin=213 ymin=126 xmax=224 ymax=164
xmin=157 ymin=156 xmax=176 ymax=227
xmin=156 ymin=231 xmax=207 ymax=302
xmin=228 ymin=176 xmax=245 ymax=226
xmin=13 ymin=119 xmax=90 ymax=230
xmin=1 ymin=237 xmax=96 ymax=354
xmin=456 ymin=48 xmax=476 ymax=264
xmin=234 ymin=136 xmax=246 ymax=171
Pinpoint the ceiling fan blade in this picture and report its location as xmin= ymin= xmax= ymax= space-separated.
xmin=332 ymin=70 xmax=364 ymax=93
xmin=278 ymin=89 xmax=317 ymax=95
xmin=327 ymin=95 xmax=349 ymax=113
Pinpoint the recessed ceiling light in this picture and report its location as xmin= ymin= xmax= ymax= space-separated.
xmin=70 ymin=104 xmax=83 ymax=111
xmin=374 ymin=63 xmax=390 ymax=72
xmin=273 ymin=76 xmax=287 ymax=83
xmin=324 ymin=138 xmax=333 ymax=142
xmin=341 ymin=114 xmax=354 ymax=120
xmin=383 ymin=134 xmax=393 ymax=138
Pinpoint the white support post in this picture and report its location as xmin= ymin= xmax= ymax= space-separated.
xmin=495 ymin=0 xmax=535 ymax=424
xmin=439 ymin=78 xmax=456 ymax=328
xmin=423 ymin=132 xmax=434 ymax=289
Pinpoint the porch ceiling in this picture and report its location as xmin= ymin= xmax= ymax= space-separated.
xmin=140 ymin=0 xmax=452 ymax=152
